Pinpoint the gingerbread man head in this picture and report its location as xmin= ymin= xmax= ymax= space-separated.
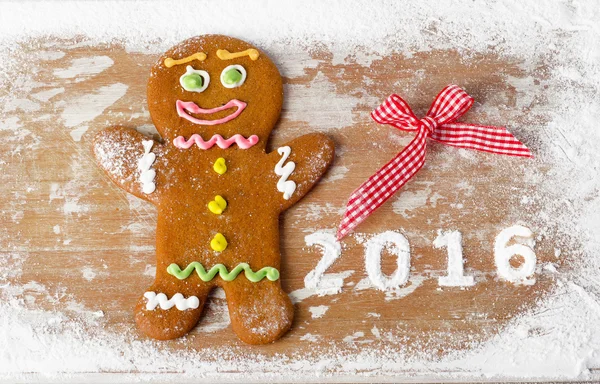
xmin=147 ymin=35 xmax=283 ymax=150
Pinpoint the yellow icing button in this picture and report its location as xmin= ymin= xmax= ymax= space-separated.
xmin=208 ymin=195 xmax=227 ymax=215
xmin=210 ymin=233 xmax=228 ymax=252
xmin=213 ymin=157 xmax=227 ymax=175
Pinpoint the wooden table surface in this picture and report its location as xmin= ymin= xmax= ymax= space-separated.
xmin=0 ymin=37 xmax=579 ymax=382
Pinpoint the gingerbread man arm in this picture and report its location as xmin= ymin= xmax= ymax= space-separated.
xmin=93 ymin=126 xmax=163 ymax=204
xmin=266 ymin=132 xmax=335 ymax=212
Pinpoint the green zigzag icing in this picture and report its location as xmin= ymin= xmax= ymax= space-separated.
xmin=167 ymin=262 xmax=280 ymax=282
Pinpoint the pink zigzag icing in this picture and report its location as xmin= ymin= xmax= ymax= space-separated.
xmin=173 ymin=134 xmax=259 ymax=150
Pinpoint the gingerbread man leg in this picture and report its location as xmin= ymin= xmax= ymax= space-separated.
xmin=134 ymin=281 xmax=212 ymax=340
xmin=223 ymin=278 xmax=294 ymax=345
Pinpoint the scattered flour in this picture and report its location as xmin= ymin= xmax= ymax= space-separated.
xmin=370 ymin=326 xmax=381 ymax=339
xmin=322 ymin=165 xmax=349 ymax=183
xmin=31 ymin=87 xmax=64 ymax=102
xmin=0 ymin=0 xmax=599 ymax=381
xmin=61 ymin=82 xmax=128 ymax=137
xmin=284 ymin=72 xmax=377 ymax=131
xmin=81 ymin=266 xmax=96 ymax=281
xmin=143 ymin=264 xmax=156 ymax=277
xmin=300 ymin=333 xmax=321 ymax=342
xmin=343 ymin=331 xmax=366 ymax=344
xmin=308 ymin=305 xmax=330 ymax=319
xmin=53 ymin=55 xmax=114 ymax=79
xmin=392 ymin=184 xmax=433 ymax=218
xmin=355 ymin=274 xmax=426 ymax=302
xmin=290 ymin=271 xmax=354 ymax=304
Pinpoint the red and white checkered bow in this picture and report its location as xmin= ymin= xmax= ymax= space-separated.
xmin=337 ymin=85 xmax=532 ymax=240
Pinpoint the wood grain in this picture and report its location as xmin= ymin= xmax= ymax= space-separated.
xmin=0 ymin=37 xmax=569 ymax=380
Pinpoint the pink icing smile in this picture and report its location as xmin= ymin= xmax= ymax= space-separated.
xmin=176 ymin=99 xmax=246 ymax=126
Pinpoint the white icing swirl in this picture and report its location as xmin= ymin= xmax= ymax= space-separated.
xmin=138 ymin=140 xmax=156 ymax=194
xmin=274 ymin=146 xmax=296 ymax=200
xmin=144 ymin=291 xmax=200 ymax=311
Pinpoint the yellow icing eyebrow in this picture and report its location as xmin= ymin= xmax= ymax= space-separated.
xmin=163 ymin=52 xmax=207 ymax=68
xmin=216 ymin=48 xmax=260 ymax=61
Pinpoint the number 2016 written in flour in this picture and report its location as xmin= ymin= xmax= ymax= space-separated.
xmin=305 ymin=225 xmax=537 ymax=292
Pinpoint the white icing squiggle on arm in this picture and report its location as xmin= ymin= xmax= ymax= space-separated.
xmin=144 ymin=291 xmax=200 ymax=311
xmin=138 ymin=140 xmax=156 ymax=194
xmin=275 ymin=146 xmax=296 ymax=200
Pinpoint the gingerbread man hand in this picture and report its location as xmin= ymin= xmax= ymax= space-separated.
xmin=93 ymin=35 xmax=334 ymax=344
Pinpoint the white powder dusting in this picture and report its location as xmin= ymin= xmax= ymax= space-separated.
xmin=354 ymin=274 xmax=426 ymax=302
xmin=322 ymin=165 xmax=349 ymax=183
xmin=300 ymin=333 xmax=321 ymax=342
xmin=31 ymin=87 xmax=64 ymax=102
xmin=0 ymin=0 xmax=599 ymax=381
xmin=392 ymin=185 xmax=433 ymax=218
xmin=290 ymin=271 xmax=354 ymax=304
xmin=81 ymin=266 xmax=97 ymax=281
xmin=370 ymin=326 xmax=381 ymax=339
xmin=285 ymin=72 xmax=377 ymax=131
xmin=308 ymin=305 xmax=330 ymax=319
xmin=61 ymin=82 xmax=128 ymax=133
xmin=143 ymin=264 xmax=156 ymax=277
xmin=53 ymin=55 xmax=114 ymax=79
xmin=343 ymin=331 xmax=366 ymax=344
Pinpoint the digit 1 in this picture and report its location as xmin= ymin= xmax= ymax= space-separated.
xmin=435 ymin=230 xmax=475 ymax=287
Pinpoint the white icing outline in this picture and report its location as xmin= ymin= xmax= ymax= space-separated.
xmin=494 ymin=225 xmax=537 ymax=285
xmin=144 ymin=291 xmax=200 ymax=311
xmin=365 ymin=231 xmax=411 ymax=291
xmin=274 ymin=146 xmax=296 ymax=200
xmin=220 ymin=64 xmax=247 ymax=88
xmin=179 ymin=65 xmax=210 ymax=93
xmin=138 ymin=140 xmax=156 ymax=194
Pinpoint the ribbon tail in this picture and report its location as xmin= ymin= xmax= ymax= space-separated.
xmin=337 ymin=129 xmax=429 ymax=240
xmin=430 ymin=123 xmax=532 ymax=157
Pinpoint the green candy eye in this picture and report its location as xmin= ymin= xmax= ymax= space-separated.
xmin=179 ymin=65 xmax=209 ymax=93
xmin=182 ymin=73 xmax=203 ymax=89
xmin=223 ymin=68 xmax=242 ymax=85
xmin=220 ymin=65 xmax=246 ymax=88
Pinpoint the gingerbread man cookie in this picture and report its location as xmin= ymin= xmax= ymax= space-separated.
xmin=93 ymin=35 xmax=334 ymax=344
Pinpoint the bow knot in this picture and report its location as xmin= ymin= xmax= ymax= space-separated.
xmin=337 ymin=85 xmax=532 ymax=240
xmin=419 ymin=116 xmax=438 ymax=135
